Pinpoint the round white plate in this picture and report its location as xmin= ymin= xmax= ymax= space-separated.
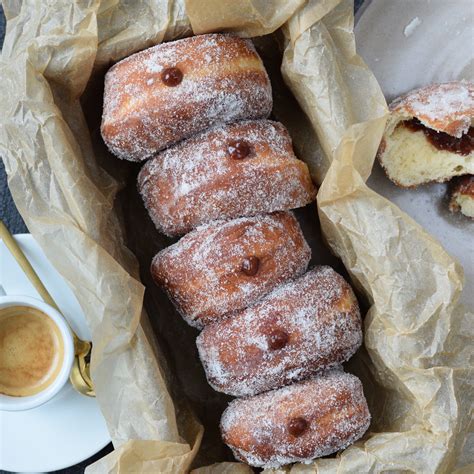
xmin=356 ymin=0 xmax=474 ymax=309
xmin=0 ymin=234 xmax=110 ymax=473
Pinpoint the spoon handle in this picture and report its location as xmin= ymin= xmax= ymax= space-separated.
xmin=0 ymin=221 xmax=82 ymax=347
xmin=0 ymin=221 xmax=95 ymax=396
xmin=0 ymin=220 xmax=60 ymax=312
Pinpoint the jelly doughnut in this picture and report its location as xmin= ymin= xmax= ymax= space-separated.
xmin=101 ymin=34 xmax=272 ymax=161
xmin=151 ymin=212 xmax=310 ymax=328
xmin=449 ymin=174 xmax=474 ymax=218
xmin=220 ymin=370 xmax=370 ymax=468
xmin=197 ymin=266 xmax=362 ymax=396
xmin=138 ymin=120 xmax=316 ymax=236
xmin=377 ymin=81 xmax=474 ymax=187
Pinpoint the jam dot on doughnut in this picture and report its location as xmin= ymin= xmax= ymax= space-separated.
xmin=161 ymin=67 xmax=183 ymax=87
xmin=228 ymin=140 xmax=251 ymax=160
xmin=241 ymin=256 xmax=260 ymax=276
xmin=267 ymin=329 xmax=289 ymax=350
xmin=287 ymin=417 xmax=309 ymax=437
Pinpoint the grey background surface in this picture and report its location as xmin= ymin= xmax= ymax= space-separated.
xmin=0 ymin=1 xmax=365 ymax=473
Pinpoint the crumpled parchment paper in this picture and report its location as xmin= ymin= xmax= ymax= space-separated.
xmin=0 ymin=0 xmax=471 ymax=472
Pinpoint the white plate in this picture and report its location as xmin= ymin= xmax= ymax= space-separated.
xmin=0 ymin=234 xmax=110 ymax=473
xmin=356 ymin=0 xmax=474 ymax=308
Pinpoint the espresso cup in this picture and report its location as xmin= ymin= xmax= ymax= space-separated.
xmin=0 ymin=295 xmax=74 ymax=411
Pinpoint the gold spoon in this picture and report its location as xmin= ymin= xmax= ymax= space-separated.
xmin=0 ymin=220 xmax=95 ymax=397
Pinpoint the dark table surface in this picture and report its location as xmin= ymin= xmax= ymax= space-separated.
xmin=0 ymin=1 xmax=365 ymax=473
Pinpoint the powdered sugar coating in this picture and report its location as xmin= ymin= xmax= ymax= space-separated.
xmin=220 ymin=370 xmax=370 ymax=468
xmin=151 ymin=212 xmax=311 ymax=328
xmin=101 ymin=34 xmax=272 ymax=161
xmin=138 ymin=120 xmax=317 ymax=236
xmin=197 ymin=266 xmax=362 ymax=395
xmin=390 ymin=81 xmax=474 ymax=137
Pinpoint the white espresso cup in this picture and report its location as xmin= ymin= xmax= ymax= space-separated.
xmin=0 ymin=295 xmax=74 ymax=411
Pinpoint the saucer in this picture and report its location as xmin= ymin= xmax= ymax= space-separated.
xmin=0 ymin=234 xmax=110 ymax=472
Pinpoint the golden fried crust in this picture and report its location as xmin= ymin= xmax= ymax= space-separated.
xmin=138 ymin=120 xmax=317 ymax=236
xmin=449 ymin=175 xmax=474 ymax=218
xmin=151 ymin=212 xmax=311 ymax=328
xmin=197 ymin=266 xmax=362 ymax=396
xmin=220 ymin=371 xmax=370 ymax=468
xmin=389 ymin=81 xmax=474 ymax=137
xmin=101 ymin=34 xmax=272 ymax=161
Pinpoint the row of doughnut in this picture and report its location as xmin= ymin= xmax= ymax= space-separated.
xmin=101 ymin=33 xmax=370 ymax=468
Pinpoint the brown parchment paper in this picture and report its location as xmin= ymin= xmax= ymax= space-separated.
xmin=0 ymin=0 xmax=472 ymax=473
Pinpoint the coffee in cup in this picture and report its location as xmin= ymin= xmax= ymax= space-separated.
xmin=0 ymin=305 xmax=65 ymax=397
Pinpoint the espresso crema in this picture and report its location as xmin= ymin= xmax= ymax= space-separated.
xmin=0 ymin=305 xmax=64 ymax=397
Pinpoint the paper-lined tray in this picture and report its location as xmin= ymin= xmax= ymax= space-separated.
xmin=0 ymin=1 xmax=471 ymax=472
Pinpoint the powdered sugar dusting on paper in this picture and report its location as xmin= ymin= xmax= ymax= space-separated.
xmin=101 ymin=34 xmax=272 ymax=161
xmin=151 ymin=212 xmax=311 ymax=327
xmin=403 ymin=17 xmax=422 ymax=37
xmin=220 ymin=370 xmax=370 ymax=468
xmin=197 ymin=266 xmax=362 ymax=396
xmin=138 ymin=120 xmax=316 ymax=236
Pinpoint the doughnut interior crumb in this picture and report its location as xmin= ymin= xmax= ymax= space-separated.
xmin=454 ymin=194 xmax=474 ymax=217
xmin=380 ymin=124 xmax=474 ymax=187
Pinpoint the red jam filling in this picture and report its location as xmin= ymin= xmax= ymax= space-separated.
xmin=241 ymin=256 xmax=260 ymax=276
xmin=228 ymin=140 xmax=251 ymax=160
xmin=288 ymin=417 xmax=309 ymax=437
xmin=267 ymin=329 xmax=289 ymax=350
xmin=403 ymin=119 xmax=474 ymax=156
xmin=161 ymin=67 xmax=183 ymax=87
